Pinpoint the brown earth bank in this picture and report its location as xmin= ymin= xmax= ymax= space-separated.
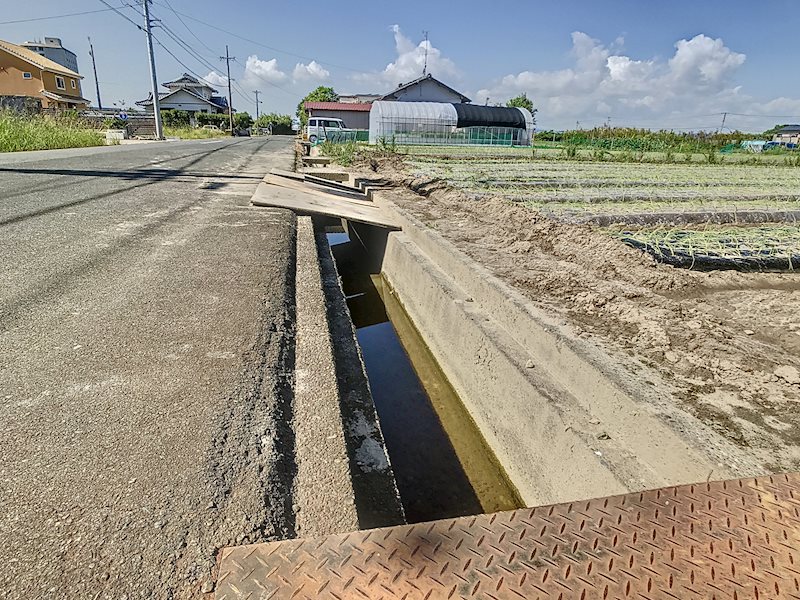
xmin=354 ymin=157 xmax=800 ymax=475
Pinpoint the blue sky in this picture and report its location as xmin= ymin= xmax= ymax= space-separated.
xmin=2 ymin=0 xmax=799 ymax=131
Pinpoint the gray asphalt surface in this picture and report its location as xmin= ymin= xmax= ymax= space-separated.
xmin=0 ymin=137 xmax=297 ymax=599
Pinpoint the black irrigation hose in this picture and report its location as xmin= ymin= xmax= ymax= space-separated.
xmin=621 ymin=238 xmax=800 ymax=272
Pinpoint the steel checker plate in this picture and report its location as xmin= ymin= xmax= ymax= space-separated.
xmin=216 ymin=472 xmax=800 ymax=599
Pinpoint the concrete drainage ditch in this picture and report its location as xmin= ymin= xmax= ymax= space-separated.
xmin=289 ymin=177 xmax=762 ymax=537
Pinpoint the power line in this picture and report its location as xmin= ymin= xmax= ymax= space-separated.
xmin=725 ymin=112 xmax=800 ymax=119
xmin=0 ymin=8 xmax=118 ymax=25
xmin=151 ymin=2 xmax=365 ymax=74
xmin=160 ymin=0 xmax=217 ymax=56
xmin=232 ymin=57 xmax=294 ymax=97
xmin=103 ymin=0 xmax=256 ymax=111
xmin=96 ymin=0 xmax=143 ymax=30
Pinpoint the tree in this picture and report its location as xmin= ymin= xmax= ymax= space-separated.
xmin=762 ymin=124 xmax=787 ymax=138
xmin=506 ymin=93 xmax=537 ymax=124
xmin=296 ymin=86 xmax=338 ymax=126
xmin=255 ymin=112 xmax=293 ymax=134
xmin=234 ymin=112 xmax=253 ymax=129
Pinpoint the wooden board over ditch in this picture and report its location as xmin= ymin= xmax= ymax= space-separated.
xmin=251 ymin=177 xmax=401 ymax=230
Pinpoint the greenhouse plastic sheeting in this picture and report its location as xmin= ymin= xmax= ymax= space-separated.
xmin=369 ymin=101 xmax=458 ymax=144
xmin=369 ymin=101 xmax=535 ymax=146
xmin=452 ymin=104 xmax=527 ymax=128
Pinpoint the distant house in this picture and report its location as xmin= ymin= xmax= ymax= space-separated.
xmin=772 ymin=125 xmax=800 ymax=146
xmin=136 ymin=73 xmax=229 ymax=119
xmin=302 ymin=75 xmax=471 ymax=130
xmin=303 ymin=101 xmax=372 ymax=129
xmin=0 ymin=38 xmax=88 ymax=110
xmin=379 ymin=74 xmax=471 ymax=104
xmin=20 ymin=37 xmax=79 ymax=74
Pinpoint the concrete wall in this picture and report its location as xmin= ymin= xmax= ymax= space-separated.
xmin=370 ymin=194 xmax=759 ymax=507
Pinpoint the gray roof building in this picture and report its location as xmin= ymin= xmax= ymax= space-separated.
xmin=20 ymin=37 xmax=78 ymax=74
xmin=379 ymin=74 xmax=471 ymax=104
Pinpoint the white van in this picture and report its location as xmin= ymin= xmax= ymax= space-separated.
xmin=304 ymin=117 xmax=345 ymax=142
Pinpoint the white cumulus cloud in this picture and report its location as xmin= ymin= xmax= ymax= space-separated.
xmin=293 ymin=60 xmax=330 ymax=82
xmin=353 ymin=25 xmax=459 ymax=87
xmin=241 ymin=55 xmax=288 ymax=90
xmin=476 ymin=32 xmax=764 ymax=130
xmin=203 ymin=71 xmax=228 ymax=88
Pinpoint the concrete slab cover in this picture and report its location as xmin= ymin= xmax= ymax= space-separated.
xmin=216 ymin=471 xmax=800 ymax=599
xmin=252 ymin=181 xmax=400 ymax=230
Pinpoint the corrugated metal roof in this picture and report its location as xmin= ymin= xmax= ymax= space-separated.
xmin=0 ymin=39 xmax=82 ymax=78
xmin=304 ymin=102 xmax=372 ymax=111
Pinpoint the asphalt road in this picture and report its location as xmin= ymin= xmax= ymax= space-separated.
xmin=0 ymin=137 xmax=297 ymax=599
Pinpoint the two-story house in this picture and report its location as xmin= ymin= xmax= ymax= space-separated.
xmin=0 ymin=38 xmax=88 ymax=110
xmin=136 ymin=73 xmax=229 ymax=119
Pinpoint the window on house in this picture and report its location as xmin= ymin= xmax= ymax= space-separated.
xmin=71 ymin=80 xmax=76 ymax=89
xmin=55 ymin=76 xmax=65 ymax=90
xmin=22 ymin=72 xmax=32 ymax=79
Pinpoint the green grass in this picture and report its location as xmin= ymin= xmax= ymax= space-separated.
xmin=164 ymin=126 xmax=228 ymax=140
xmin=0 ymin=111 xmax=104 ymax=152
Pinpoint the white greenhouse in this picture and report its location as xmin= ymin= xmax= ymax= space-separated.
xmin=368 ymin=101 xmax=534 ymax=147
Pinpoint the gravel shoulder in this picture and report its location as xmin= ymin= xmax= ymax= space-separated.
xmin=1 ymin=138 xmax=298 ymax=599
xmin=361 ymin=159 xmax=800 ymax=477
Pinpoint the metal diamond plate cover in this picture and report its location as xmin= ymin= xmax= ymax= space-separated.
xmin=216 ymin=472 xmax=800 ymax=599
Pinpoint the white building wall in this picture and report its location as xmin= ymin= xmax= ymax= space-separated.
xmin=159 ymin=89 xmax=214 ymax=113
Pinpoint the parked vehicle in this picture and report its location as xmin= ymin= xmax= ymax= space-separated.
xmin=201 ymin=124 xmax=220 ymax=131
xmin=304 ymin=117 xmax=346 ymax=143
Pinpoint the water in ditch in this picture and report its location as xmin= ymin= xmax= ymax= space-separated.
xmin=328 ymin=232 xmax=522 ymax=523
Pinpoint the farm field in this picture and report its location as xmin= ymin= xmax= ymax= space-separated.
xmin=347 ymin=146 xmax=800 ymax=477
xmin=407 ymin=152 xmax=800 ymax=270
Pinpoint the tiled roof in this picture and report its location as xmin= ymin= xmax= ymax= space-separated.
xmin=379 ymin=74 xmax=471 ymax=103
xmin=0 ymin=39 xmax=82 ymax=78
xmin=304 ymin=101 xmax=373 ymax=111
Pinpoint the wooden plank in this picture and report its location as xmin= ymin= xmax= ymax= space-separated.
xmin=303 ymin=169 xmax=350 ymax=182
xmin=263 ymin=174 xmax=370 ymax=203
xmin=301 ymin=156 xmax=332 ymax=166
xmin=271 ymin=169 xmax=368 ymax=197
xmin=251 ymin=182 xmax=400 ymax=230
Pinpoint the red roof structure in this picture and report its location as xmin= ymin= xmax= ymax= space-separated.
xmin=303 ymin=102 xmax=372 ymax=111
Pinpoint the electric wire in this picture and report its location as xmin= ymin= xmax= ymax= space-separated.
xmin=150 ymin=1 xmax=365 ymax=74
xmin=160 ymin=0 xmax=218 ymax=56
xmin=0 ymin=8 xmax=119 ymax=25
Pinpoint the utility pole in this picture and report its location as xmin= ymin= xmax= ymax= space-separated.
xmin=254 ymin=90 xmax=261 ymax=120
xmin=142 ymin=0 xmax=163 ymax=139
xmin=719 ymin=111 xmax=728 ymax=133
xmin=220 ymin=45 xmax=235 ymax=135
xmin=88 ymin=37 xmax=102 ymax=110
xmin=422 ymin=30 xmax=429 ymax=76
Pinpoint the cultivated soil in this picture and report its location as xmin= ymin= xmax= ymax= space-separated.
xmin=357 ymin=157 xmax=800 ymax=475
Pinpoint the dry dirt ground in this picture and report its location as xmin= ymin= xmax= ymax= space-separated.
xmin=360 ymin=159 xmax=800 ymax=476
